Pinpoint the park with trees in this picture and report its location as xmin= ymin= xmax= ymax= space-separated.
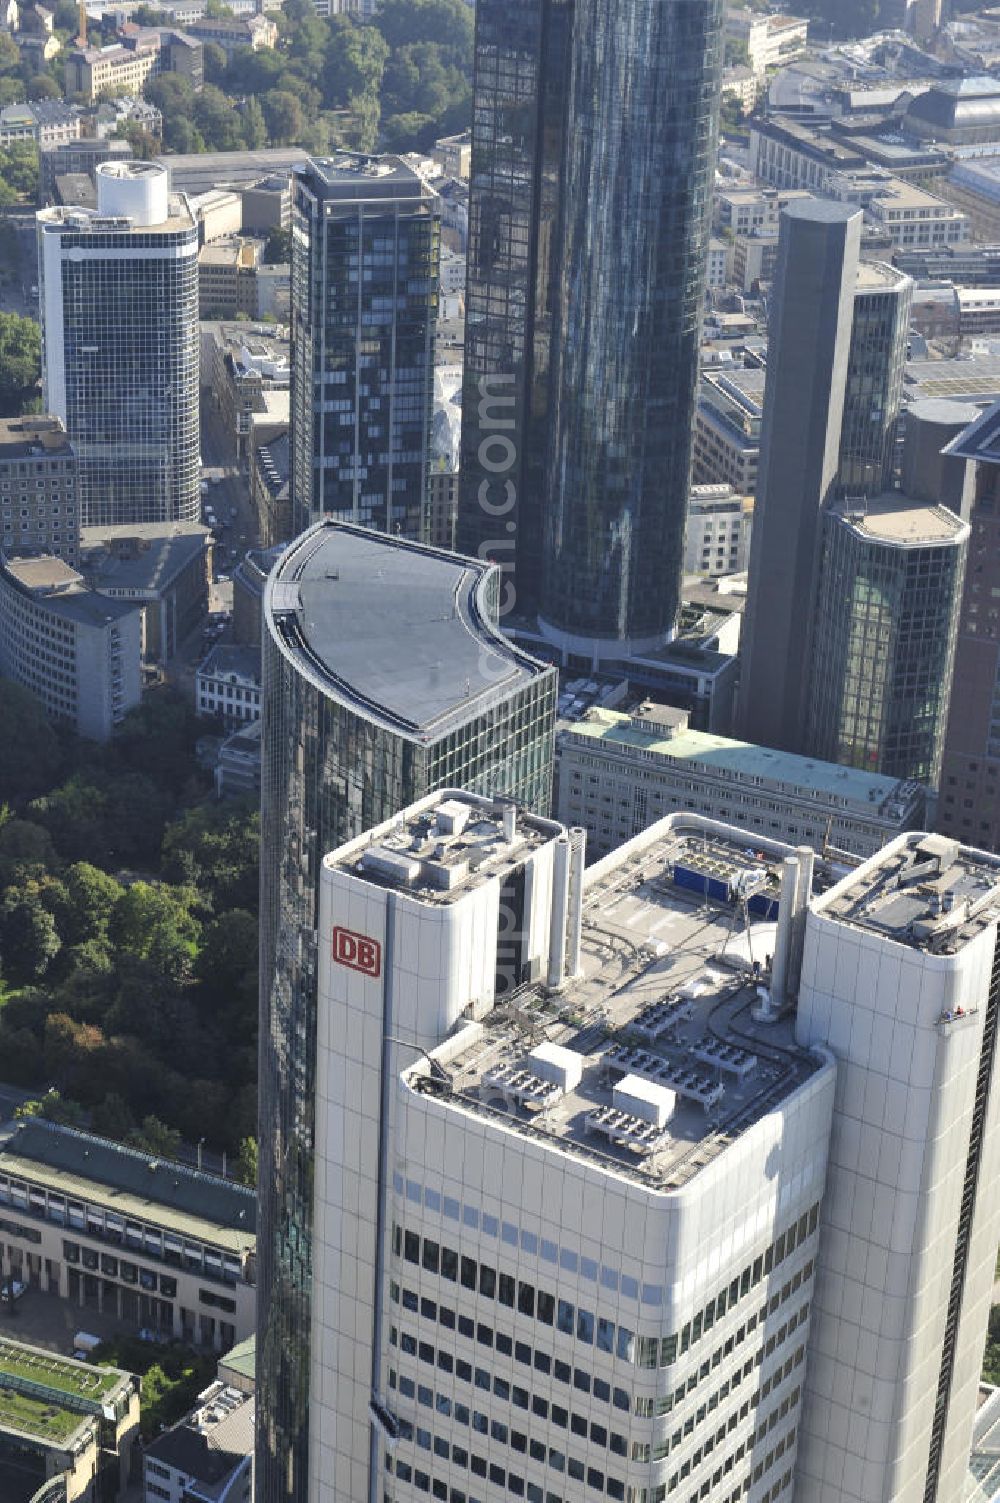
xmin=0 ymin=683 xmax=260 ymax=1176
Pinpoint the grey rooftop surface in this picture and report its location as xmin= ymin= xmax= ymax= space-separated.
xmin=198 ymin=643 xmax=262 ymax=683
xmin=0 ymin=1120 xmax=256 ymax=1243
xmin=331 ymin=794 xmax=559 ymax=905
xmin=297 ymin=152 xmax=436 ymax=203
xmin=817 ymin=833 xmax=1000 ymax=955
xmin=405 ymin=815 xmax=833 ymax=1193
xmin=80 ymin=523 xmax=210 ymax=592
xmin=2 ymin=556 xmax=141 ymax=630
xmin=266 ymin=522 xmax=553 ymax=739
xmin=943 ymin=398 xmax=1000 ymax=464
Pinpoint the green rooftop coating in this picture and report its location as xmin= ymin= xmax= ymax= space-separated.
xmin=0 ymin=1337 xmax=127 ymax=1403
xmin=0 ymin=1385 xmax=90 ymax=1447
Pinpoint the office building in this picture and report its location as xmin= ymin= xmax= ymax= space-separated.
xmin=143 ymin=1383 xmax=253 ymax=1503
xmin=256 ymin=521 xmax=557 ymax=1503
xmin=290 ymin=154 xmax=440 ymax=538
xmin=458 ymin=0 xmax=723 ymax=655
xmin=308 ymin=795 xmax=834 ymax=1502
xmin=938 ymin=402 xmax=1000 ymax=850
xmin=795 ymin=833 xmax=1000 ymax=1503
xmin=741 ymin=201 xmax=863 ymax=753
xmin=836 ymin=263 xmax=912 ymax=501
xmin=39 ymin=135 xmax=132 ymax=201
xmin=684 ymin=483 xmax=752 ymax=577
xmin=805 ymin=495 xmax=968 ymax=784
xmin=250 ymin=431 xmax=290 ymax=548
xmin=79 ymin=521 xmax=212 ymax=663
xmin=38 ymin=162 xmax=200 ymax=529
xmin=557 ymin=701 xmax=926 ymax=859
xmin=0 ymin=553 xmax=142 ymax=741
xmin=692 ymin=367 xmax=766 ymax=496
xmin=724 ymin=7 xmax=809 ymax=77
xmin=0 ymin=415 xmax=79 ymax=565
xmin=202 ymin=320 xmax=290 ymax=465
xmin=0 ymin=1118 xmax=256 ymax=1349
xmin=0 ymin=1337 xmax=140 ymax=1503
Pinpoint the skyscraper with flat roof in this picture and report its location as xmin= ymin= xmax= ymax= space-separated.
xmin=458 ymin=0 xmax=723 ymax=656
xmin=290 ymin=154 xmax=440 ymax=540
xmin=256 ymin=522 xmax=556 ymax=1503
xmin=37 ymin=162 xmax=199 ymax=529
xmin=836 ymin=262 xmax=912 ymax=501
xmin=740 ymin=199 xmax=862 ymax=753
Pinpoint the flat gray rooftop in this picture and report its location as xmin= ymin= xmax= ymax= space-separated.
xmin=408 ymin=822 xmax=832 ymax=1192
xmin=267 ymin=523 xmax=552 ymax=739
xmin=818 ymin=833 xmax=1000 ymax=954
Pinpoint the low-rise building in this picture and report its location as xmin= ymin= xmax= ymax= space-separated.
xmin=432 ymin=129 xmax=471 ymax=180
xmin=0 ymin=98 xmax=79 ymax=149
xmin=706 ymin=235 xmax=729 ymax=290
xmin=201 ymin=321 xmax=290 ymax=463
xmin=231 ymin=543 xmax=282 ymax=646
xmin=866 ymin=175 xmax=970 ymax=250
xmin=64 ymin=39 xmax=160 ymax=101
xmin=183 ymin=12 xmax=275 ymax=53
xmin=725 ymin=6 xmax=809 ymax=77
xmin=79 ymin=521 xmax=212 ymax=663
xmin=196 ymin=643 xmax=261 ymax=726
xmin=714 ymin=185 xmax=814 ymax=238
xmin=249 ymin=428 xmax=289 ymax=546
xmin=957 ymin=286 xmax=1000 ymax=336
xmin=556 ymin=701 xmax=926 ymax=859
xmin=191 ymin=188 xmax=242 ymax=243
xmin=732 ymin=231 xmax=779 ymax=292
xmin=0 ymin=1337 xmax=140 ymax=1503
xmin=198 ymin=237 xmax=260 ymax=318
xmin=39 ymin=135 xmax=131 ymax=200
xmin=215 ymin=717 xmax=261 ymax=799
xmin=143 ymin=1381 xmax=253 ymax=1503
xmin=428 ymin=468 xmax=457 ymax=550
xmin=0 ymin=416 xmax=79 ymax=565
xmin=692 ymin=365 xmax=765 ymax=494
xmin=0 ymin=554 xmax=141 ymax=740
xmin=0 ymin=1118 xmax=256 ymax=1352
xmin=684 ymin=482 xmax=752 ymax=576
xmin=239 ymin=171 xmax=290 ymax=231
xmin=720 ymin=62 xmax=758 ymax=110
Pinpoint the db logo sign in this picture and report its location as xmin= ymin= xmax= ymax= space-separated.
xmin=332 ymin=926 xmax=381 ymax=978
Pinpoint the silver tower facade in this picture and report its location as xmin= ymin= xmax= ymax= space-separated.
xmin=37 ymin=162 xmax=199 ymax=529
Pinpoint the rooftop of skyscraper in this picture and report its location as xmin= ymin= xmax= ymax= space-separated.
xmin=294 ymin=151 xmax=438 ymax=203
xmin=816 ymin=833 xmax=1000 ymax=956
xmin=828 ymin=492 xmax=969 ymax=546
xmin=266 ymin=522 xmax=554 ymax=739
xmin=391 ymin=808 xmax=833 ymax=1193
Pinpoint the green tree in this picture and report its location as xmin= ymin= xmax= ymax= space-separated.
xmin=14 ymin=1088 xmax=86 ymax=1126
xmin=0 ymin=820 xmax=57 ymax=885
xmin=322 ymin=16 xmax=387 ymax=130
xmin=91 ymin=1090 xmax=136 ymax=1140
xmin=261 ymin=87 xmax=304 ymax=145
xmin=202 ymin=40 xmax=228 ymax=83
xmin=108 ymin=881 xmax=201 ymax=980
xmin=240 ymin=93 xmax=267 ymax=149
xmin=0 ymin=312 xmax=41 ymax=417
xmin=61 ymin=863 xmax=125 ymax=945
xmin=27 ymin=75 xmax=62 ymax=100
xmin=262 ymin=224 xmax=292 ymax=264
xmin=1 ymin=892 xmax=61 ymax=984
xmin=234 ymin=1135 xmax=257 ymax=1188
xmin=0 ymin=143 xmax=40 ymax=199
xmin=29 ymin=777 xmax=110 ymax=863
xmin=0 ymin=1023 xmax=44 ymax=1085
xmin=130 ymin=1113 xmax=181 ymax=1159
xmin=193 ymin=84 xmax=247 ymax=151
xmin=224 ymin=43 xmax=285 ymax=97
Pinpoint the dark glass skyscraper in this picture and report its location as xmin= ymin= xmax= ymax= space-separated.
xmin=458 ymin=0 xmax=723 ymax=656
xmin=290 ymin=155 xmax=440 ymax=540
xmin=256 ymin=522 xmax=556 ymax=1503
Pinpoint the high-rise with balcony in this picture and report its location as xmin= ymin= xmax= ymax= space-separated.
xmin=37 ymin=162 xmax=199 ymax=529
xmin=290 ymin=154 xmax=440 ymax=541
xmin=256 ymin=521 xmax=557 ymax=1503
xmin=458 ymin=0 xmax=723 ymax=656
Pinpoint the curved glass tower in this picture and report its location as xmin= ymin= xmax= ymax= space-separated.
xmin=459 ymin=0 xmax=723 ymax=657
xmin=835 ymin=262 xmax=913 ymax=501
xmin=256 ymin=521 xmax=556 ymax=1503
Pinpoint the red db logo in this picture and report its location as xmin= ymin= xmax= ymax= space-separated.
xmin=332 ymin=926 xmax=381 ymax=978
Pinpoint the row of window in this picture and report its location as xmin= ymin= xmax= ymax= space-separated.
xmin=392 ymin=1203 xmax=818 ymax=1374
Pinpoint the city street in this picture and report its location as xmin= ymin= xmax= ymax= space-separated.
xmin=0 ymin=211 xmax=40 ymax=319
